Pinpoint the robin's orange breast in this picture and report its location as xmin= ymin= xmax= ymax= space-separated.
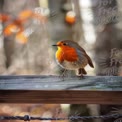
xmin=56 ymin=46 xmax=78 ymax=63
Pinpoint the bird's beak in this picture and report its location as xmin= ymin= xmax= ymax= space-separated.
xmin=52 ymin=44 xmax=58 ymax=46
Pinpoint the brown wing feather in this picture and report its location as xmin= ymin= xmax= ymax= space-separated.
xmin=78 ymin=46 xmax=94 ymax=68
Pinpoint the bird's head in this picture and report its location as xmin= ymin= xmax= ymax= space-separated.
xmin=52 ymin=40 xmax=78 ymax=50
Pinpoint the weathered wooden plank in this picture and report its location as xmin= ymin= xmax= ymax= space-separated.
xmin=0 ymin=75 xmax=121 ymax=90
xmin=0 ymin=90 xmax=122 ymax=104
xmin=0 ymin=75 xmax=122 ymax=104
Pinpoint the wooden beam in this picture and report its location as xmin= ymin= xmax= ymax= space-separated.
xmin=0 ymin=90 xmax=122 ymax=104
xmin=0 ymin=75 xmax=122 ymax=104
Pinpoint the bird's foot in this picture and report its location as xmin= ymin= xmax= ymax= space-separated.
xmin=78 ymin=74 xmax=85 ymax=80
xmin=59 ymin=69 xmax=68 ymax=81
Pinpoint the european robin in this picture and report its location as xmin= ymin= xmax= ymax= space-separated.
xmin=52 ymin=40 xmax=94 ymax=77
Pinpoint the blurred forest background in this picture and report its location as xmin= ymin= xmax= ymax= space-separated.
xmin=0 ymin=0 xmax=122 ymax=122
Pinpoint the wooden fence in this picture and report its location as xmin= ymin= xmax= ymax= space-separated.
xmin=0 ymin=75 xmax=122 ymax=104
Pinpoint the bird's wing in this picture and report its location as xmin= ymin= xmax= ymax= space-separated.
xmin=76 ymin=46 xmax=94 ymax=68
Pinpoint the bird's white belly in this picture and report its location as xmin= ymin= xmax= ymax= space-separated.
xmin=57 ymin=59 xmax=88 ymax=70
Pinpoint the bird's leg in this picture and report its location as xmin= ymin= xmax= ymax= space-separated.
xmin=59 ymin=69 xmax=68 ymax=81
xmin=78 ymin=73 xmax=85 ymax=80
xmin=76 ymin=69 xmax=86 ymax=80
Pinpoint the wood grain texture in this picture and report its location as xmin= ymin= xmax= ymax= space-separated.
xmin=0 ymin=90 xmax=122 ymax=104
xmin=0 ymin=75 xmax=122 ymax=104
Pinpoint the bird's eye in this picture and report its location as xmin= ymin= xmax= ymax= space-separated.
xmin=63 ymin=43 xmax=67 ymax=46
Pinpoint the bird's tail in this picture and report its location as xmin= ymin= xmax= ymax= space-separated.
xmin=86 ymin=54 xmax=94 ymax=68
xmin=76 ymin=68 xmax=87 ymax=76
